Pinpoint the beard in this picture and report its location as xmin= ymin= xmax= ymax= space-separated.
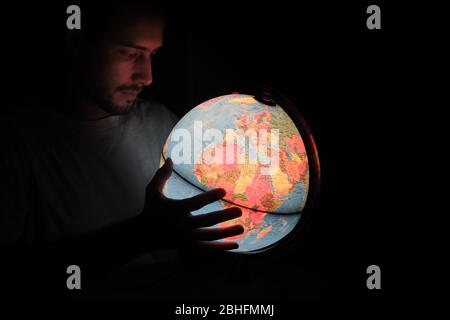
xmin=88 ymin=83 xmax=142 ymax=115
xmin=97 ymin=93 xmax=135 ymax=115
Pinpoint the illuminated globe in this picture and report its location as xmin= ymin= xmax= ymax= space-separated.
xmin=161 ymin=92 xmax=318 ymax=253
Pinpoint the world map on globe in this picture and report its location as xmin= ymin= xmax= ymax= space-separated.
xmin=161 ymin=94 xmax=309 ymax=252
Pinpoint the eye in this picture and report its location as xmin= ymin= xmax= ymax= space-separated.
xmin=128 ymin=52 xmax=139 ymax=58
xmin=119 ymin=48 xmax=140 ymax=59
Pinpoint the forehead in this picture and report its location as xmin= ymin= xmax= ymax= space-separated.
xmin=105 ymin=16 xmax=164 ymax=48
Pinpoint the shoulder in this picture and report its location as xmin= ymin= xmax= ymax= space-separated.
xmin=0 ymin=107 xmax=40 ymax=143
xmin=1 ymin=106 xmax=60 ymax=148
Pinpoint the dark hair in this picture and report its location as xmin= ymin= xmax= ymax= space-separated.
xmin=76 ymin=1 xmax=166 ymax=45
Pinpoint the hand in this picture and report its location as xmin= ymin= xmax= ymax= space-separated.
xmin=141 ymin=158 xmax=244 ymax=251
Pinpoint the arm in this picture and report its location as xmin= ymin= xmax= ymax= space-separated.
xmin=1 ymin=158 xmax=243 ymax=295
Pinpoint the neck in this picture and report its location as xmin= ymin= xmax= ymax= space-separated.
xmin=63 ymin=82 xmax=111 ymax=121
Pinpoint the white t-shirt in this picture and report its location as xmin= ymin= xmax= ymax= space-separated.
xmin=0 ymin=99 xmax=178 ymax=246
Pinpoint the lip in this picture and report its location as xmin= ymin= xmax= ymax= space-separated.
xmin=119 ymin=90 xmax=139 ymax=98
xmin=120 ymin=90 xmax=139 ymax=94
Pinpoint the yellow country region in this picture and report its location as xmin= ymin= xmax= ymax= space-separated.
xmin=224 ymin=129 xmax=240 ymax=142
xmin=229 ymin=97 xmax=257 ymax=104
xmin=204 ymin=171 xmax=219 ymax=182
xmin=292 ymin=151 xmax=302 ymax=162
xmin=256 ymin=225 xmax=272 ymax=239
xmin=234 ymin=163 xmax=258 ymax=195
xmin=271 ymin=166 xmax=293 ymax=196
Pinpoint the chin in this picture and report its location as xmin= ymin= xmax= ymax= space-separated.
xmin=115 ymin=103 xmax=135 ymax=115
xmin=102 ymin=99 xmax=135 ymax=115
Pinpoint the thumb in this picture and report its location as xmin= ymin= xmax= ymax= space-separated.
xmin=150 ymin=157 xmax=173 ymax=193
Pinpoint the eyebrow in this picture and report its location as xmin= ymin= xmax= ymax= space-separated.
xmin=118 ymin=42 xmax=162 ymax=52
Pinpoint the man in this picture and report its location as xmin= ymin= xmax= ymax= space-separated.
xmin=0 ymin=2 xmax=243 ymax=297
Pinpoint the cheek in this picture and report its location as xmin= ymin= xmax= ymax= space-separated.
xmin=98 ymin=57 xmax=133 ymax=88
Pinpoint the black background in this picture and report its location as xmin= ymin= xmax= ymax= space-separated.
xmin=1 ymin=0 xmax=447 ymax=302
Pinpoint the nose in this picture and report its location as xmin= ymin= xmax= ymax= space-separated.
xmin=132 ymin=56 xmax=153 ymax=87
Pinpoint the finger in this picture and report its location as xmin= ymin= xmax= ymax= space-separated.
xmin=176 ymin=188 xmax=226 ymax=212
xmin=193 ymin=240 xmax=239 ymax=251
xmin=148 ymin=158 xmax=173 ymax=193
xmin=188 ymin=207 xmax=242 ymax=228
xmin=192 ymin=225 xmax=244 ymax=241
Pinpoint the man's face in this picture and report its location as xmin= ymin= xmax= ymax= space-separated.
xmin=84 ymin=16 xmax=164 ymax=115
